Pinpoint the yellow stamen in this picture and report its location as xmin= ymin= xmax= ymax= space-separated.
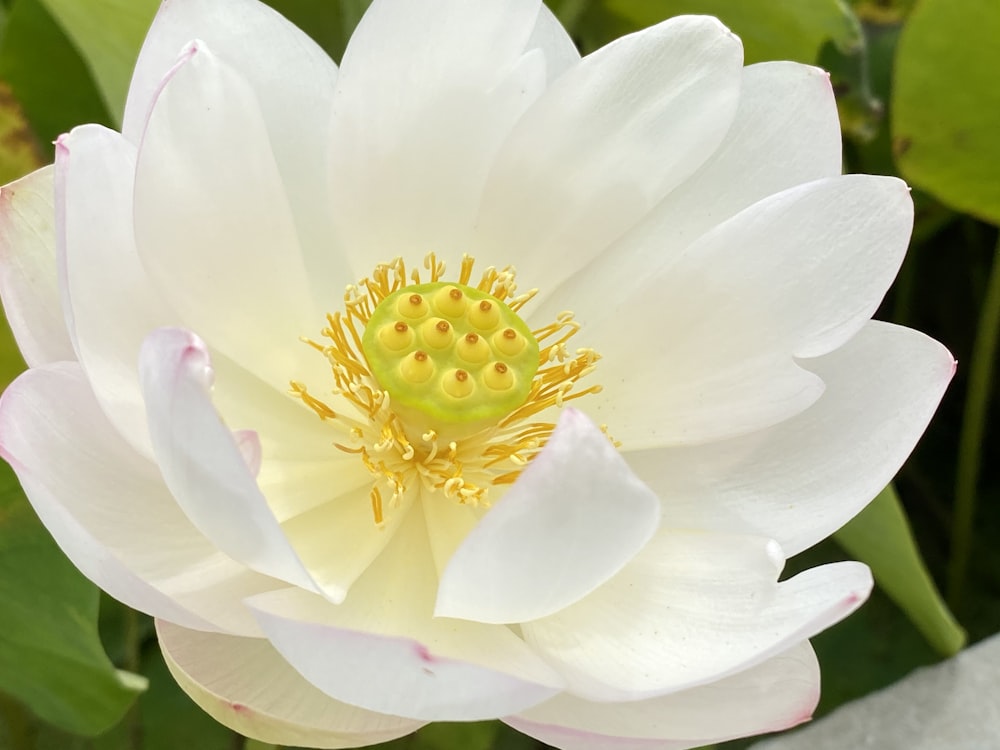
xmin=291 ymin=253 xmax=602 ymax=524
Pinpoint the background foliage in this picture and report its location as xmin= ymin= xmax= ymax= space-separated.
xmin=0 ymin=0 xmax=997 ymax=748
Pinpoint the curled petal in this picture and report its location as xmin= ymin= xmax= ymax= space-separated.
xmin=584 ymin=174 xmax=914 ymax=448
xmin=157 ymin=620 xmax=424 ymax=748
xmin=522 ymin=529 xmax=871 ymax=700
xmin=247 ymin=506 xmax=564 ymax=721
xmin=138 ymin=327 xmax=319 ymax=594
xmin=629 ymin=321 xmax=955 ymax=555
xmin=0 ymin=362 xmax=278 ymax=635
xmin=436 ymin=409 xmax=660 ymax=624
xmin=506 ymin=642 xmax=819 ymax=750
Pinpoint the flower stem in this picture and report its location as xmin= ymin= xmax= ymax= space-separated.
xmin=948 ymin=231 xmax=1000 ymax=608
xmin=123 ymin=605 xmax=144 ymax=750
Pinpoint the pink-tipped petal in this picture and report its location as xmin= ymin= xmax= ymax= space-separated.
xmin=55 ymin=124 xmax=176 ymax=458
xmin=247 ymin=506 xmax=564 ymax=721
xmin=506 ymin=642 xmax=819 ymax=750
xmin=0 ymin=362 xmax=280 ymax=635
xmin=138 ymin=328 xmax=318 ymax=594
xmin=157 ymin=620 xmax=425 ymax=748
xmin=522 ymin=529 xmax=871 ymax=700
xmin=436 ymin=409 xmax=660 ymax=624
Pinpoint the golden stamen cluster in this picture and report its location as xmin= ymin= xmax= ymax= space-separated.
xmin=290 ymin=254 xmax=603 ymax=524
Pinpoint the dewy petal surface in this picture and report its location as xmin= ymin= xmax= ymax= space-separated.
xmin=134 ymin=40 xmax=328 ymax=391
xmin=247 ymin=506 xmax=564 ymax=721
xmin=157 ymin=620 xmax=425 ymax=748
xmin=0 ymin=362 xmax=280 ymax=636
xmin=506 ymin=642 xmax=819 ymax=750
xmin=436 ymin=409 xmax=660 ymax=624
xmin=0 ymin=166 xmax=74 ymax=367
xmin=583 ymin=174 xmax=913 ymax=448
xmin=138 ymin=328 xmax=319 ymax=595
xmin=629 ymin=321 xmax=955 ymax=556
xmin=522 ymin=530 xmax=871 ymax=700
xmin=475 ymin=15 xmax=743 ymax=292
xmin=327 ymin=0 xmax=550 ymax=271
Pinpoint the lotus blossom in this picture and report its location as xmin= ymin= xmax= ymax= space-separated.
xmin=0 ymin=0 xmax=952 ymax=747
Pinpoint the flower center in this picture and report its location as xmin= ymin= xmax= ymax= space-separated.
xmin=290 ymin=254 xmax=604 ymax=524
xmin=360 ymin=281 xmax=539 ymax=431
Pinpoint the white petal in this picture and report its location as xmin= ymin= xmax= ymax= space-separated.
xmin=535 ymin=59 xmax=843 ymax=328
xmin=133 ymin=40 xmax=328 ymax=391
xmin=247 ymin=506 xmax=564 ymax=721
xmin=327 ymin=0 xmax=549 ymax=269
xmin=436 ymin=409 xmax=660 ymax=624
xmin=138 ymin=328 xmax=320 ymax=594
xmin=475 ymin=15 xmax=743 ymax=292
xmin=55 ymin=125 xmax=176 ymax=458
xmin=281 ymin=484 xmax=416 ymax=602
xmin=628 ymin=320 xmax=954 ymax=556
xmin=582 ymin=174 xmax=913 ymax=448
xmin=421 ymin=490 xmax=482 ymax=578
xmin=0 ymin=362 xmax=279 ymax=636
xmin=0 ymin=166 xmax=74 ymax=367
xmin=124 ymin=0 xmax=344 ymax=301
xmin=526 ymin=3 xmax=581 ymax=84
xmin=507 ymin=642 xmax=819 ymax=750
xmin=157 ymin=621 xmax=424 ymax=748
xmin=256 ymin=457 xmax=371 ymax=523
xmin=124 ymin=0 xmax=336 ymax=144
xmin=522 ymin=530 xmax=871 ymax=700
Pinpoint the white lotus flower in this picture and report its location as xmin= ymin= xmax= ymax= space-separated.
xmin=0 ymin=0 xmax=952 ymax=747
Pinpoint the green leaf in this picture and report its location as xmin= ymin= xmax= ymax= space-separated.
xmin=35 ymin=0 xmax=158 ymax=126
xmin=91 ymin=641 xmax=233 ymax=750
xmin=0 ymin=464 xmax=146 ymax=736
xmin=0 ymin=0 xmax=112 ymax=152
xmin=892 ymin=0 xmax=1000 ymax=225
xmin=605 ymin=0 xmax=863 ymax=64
xmin=373 ymin=721 xmax=500 ymax=750
xmin=834 ymin=485 xmax=966 ymax=657
xmin=264 ymin=0 xmax=372 ymax=64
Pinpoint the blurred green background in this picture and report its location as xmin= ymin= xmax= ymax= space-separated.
xmin=0 ymin=0 xmax=997 ymax=748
